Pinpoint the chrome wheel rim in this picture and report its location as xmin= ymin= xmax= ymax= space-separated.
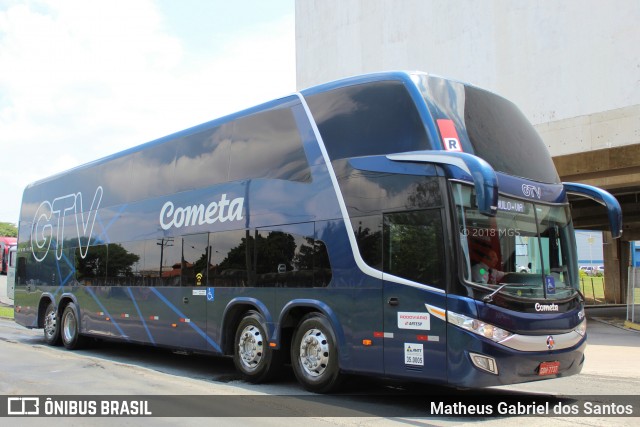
xmin=238 ymin=324 xmax=264 ymax=371
xmin=62 ymin=311 xmax=76 ymax=343
xmin=298 ymin=328 xmax=330 ymax=377
xmin=44 ymin=308 xmax=57 ymax=339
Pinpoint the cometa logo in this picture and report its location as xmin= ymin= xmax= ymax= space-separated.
xmin=535 ymin=303 xmax=559 ymax=312
xmin=159 ymin=194 xmax=244 ymax=231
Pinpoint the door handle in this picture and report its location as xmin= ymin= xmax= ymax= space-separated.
xmin=388 ymin=297 xmax=399 ymax=306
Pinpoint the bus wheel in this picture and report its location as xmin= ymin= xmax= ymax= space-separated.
xmin=291 ymin=314 xmax=341 ymax=393
xmin=43 ymin=302 xmax=61 ymax=346
xmin=61 ymin=302 xmax=85 ymax=350
xmin=233 ymin=311 xmax=281 ymax=383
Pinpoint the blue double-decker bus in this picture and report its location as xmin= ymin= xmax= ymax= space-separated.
xmin=14 ymin=72 xmax=622 ymax=392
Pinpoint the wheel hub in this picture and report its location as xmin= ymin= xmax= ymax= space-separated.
xmin=298 ymin=328 xmax=330 ymax=377
xmin=44 ymin=309 xmax=57 ymax=338
xmin=62 ymin=311 xmax=76 ymax=343
xmin=238 ymin=325 xmax=264 ymax=370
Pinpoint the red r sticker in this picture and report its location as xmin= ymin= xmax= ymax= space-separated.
xmin=437 ymin=119 xmax=463 ymax=152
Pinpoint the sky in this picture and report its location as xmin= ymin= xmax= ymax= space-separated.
xmin=0 ymin=0 xmax=295 ymax=224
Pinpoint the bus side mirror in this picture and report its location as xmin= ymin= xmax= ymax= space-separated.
xmin=563 ymin=182 xmax=623 ymax=239
xmin=388 ymin=151 xmax=499 ymax=217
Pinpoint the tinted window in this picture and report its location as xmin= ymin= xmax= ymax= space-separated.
xmin=130 ymin=141 xmax=178 ymax=200
xmin=255 ymin=223 xmax=320 ymax=287
xmin=463 ymin=86 xmax=560 ymax=183
xmin=210 ymin=229 xmax=253 ymax=287
xmin=181 ymin=234 xmax=209 ymax=287
xmin=208 ymin=225 xmax=331 ymax=288
xmin=113 ymin=241 xmax=146 ymax=286
xmin=306 ymin=81 xmax=430 ymax=160
xmin=76 ymin=245 xmax=107 ymax=286
xmin=101 ymin=156 xmax=133 ymax=206
xmin=383 ymin=210 xmax=445 ymax=289
xmin=174 ymin=125 xmax=231 ymax=193
xmin=105 ymin=242 xmax=143 ymax=286
xmin=336 ymin=165 xmax=443 ymax=217
xmin=229 ymin=105 xmax=311 ymax=182
xmin=105 ymin=239 xmax=177 ymax=287
xmin=146 ymin=238 xmax=181 ymax=286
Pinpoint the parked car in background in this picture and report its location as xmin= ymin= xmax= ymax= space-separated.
xmin=580 ymin=265 xmax=604 ymax=276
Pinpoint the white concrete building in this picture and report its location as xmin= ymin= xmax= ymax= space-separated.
xmin=295 ymin=0 xmax=640 ymax=158
xmin=295 ymin=0 xmax=640 ymax=302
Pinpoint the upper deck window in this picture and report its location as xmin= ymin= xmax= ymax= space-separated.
xmin=419 ymin=75 xmax=561 ymax=184
xmin=305 ymin=81 xmax=430 ymax=161
xmin=463 ymin=86 xmax=560 ymax=184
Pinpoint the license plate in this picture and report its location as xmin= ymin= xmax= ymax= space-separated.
xmin=538 ymin=361 xmax=560 ymax=376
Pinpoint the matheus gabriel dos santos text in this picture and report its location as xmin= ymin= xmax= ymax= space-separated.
xmin=431 ymin=401 xmax=635 ymax=416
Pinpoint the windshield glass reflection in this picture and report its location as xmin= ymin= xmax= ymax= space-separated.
xmin=453 ymin=183 xmax=578 ymax=300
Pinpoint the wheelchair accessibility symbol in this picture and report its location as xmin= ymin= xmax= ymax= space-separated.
xmin=207 ymin=287 xmax=215 ymax=302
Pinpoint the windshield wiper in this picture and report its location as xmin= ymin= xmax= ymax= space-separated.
xmin=482 ymin=282 xmax=528 ymax=303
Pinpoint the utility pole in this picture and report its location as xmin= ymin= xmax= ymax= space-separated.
xmin=157 ymin=237 xmax=174 ymax=283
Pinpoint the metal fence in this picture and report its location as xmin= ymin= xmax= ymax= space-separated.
xmin=627 ymin=267 xmax=640 ymax=324
xmin=580 ymin=275 xmax=608 ymax=305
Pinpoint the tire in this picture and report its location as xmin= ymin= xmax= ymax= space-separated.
xmin=233 ymin=311 xmax=282 ymax=383
xmin=291 ymin=313 xmax=342 ymax=393
xmin=61 ymin=302 xmax=85 ymax=350
xmin=43 ymin=302 xmax=61 ymax=346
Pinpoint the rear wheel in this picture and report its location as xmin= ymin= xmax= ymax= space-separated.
xmin=291 ymin=314 xmax=341 ymax=393
xmin=61 ymin=302 xmax=85 ymax=350
xmin=43 ymin=302 xmax=61 ymax=346
xmin=233 ymin=311 xmax=282 ymax=383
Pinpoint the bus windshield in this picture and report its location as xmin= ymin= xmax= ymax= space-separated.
xmin=453 ymin=183 xmax=579 ymax=301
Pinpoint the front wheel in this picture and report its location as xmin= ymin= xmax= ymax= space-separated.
xmin=61 ymin=302 xmax=85 ymax=350
xmin=233 ymin=311 xmax=282 ymax=383
xmin=43 ymin=302 xmax=61 ymax=346
xmin=291 ymin=314 xmax=341 ymax=393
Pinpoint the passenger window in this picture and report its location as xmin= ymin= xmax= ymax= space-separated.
xmin=181 ymin=234 xmax=209 ymax=287
xmin=106 ymin=242 xmax=144 ymax=286
xmin=76 ymin=245 xmax=108 ymax=286
xmin=383 ymin=210 xmax=445 ymax=289
xmin=255 ymin=223 xmax=315 ymax=287
xmin=130 ymin=141 xmax=178 ymax=200
xmin=229 ymin=103 xmax=311 ymax=182
xmin=209 ymin=229 xmax=253 ymax=287
xmin=112 ymin=240 xmax=148 ymax=286
xmin=306 ymin=81 xmax=430 ymax=161
xmin=174 ymin=125 xmax=232 ymax=193
xmin=143 ymin=238 xmax=181 ymax=286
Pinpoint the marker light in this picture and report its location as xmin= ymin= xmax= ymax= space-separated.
xmin=447 ymin=311 xmax=513 ymax=342
xmin=469 ymin=352 xmax=499 ymax=375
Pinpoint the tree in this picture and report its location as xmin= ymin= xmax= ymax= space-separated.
xmin=0 ymin=222 xmax=17 ymax=237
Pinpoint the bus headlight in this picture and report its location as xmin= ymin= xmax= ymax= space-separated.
xmin=447 ymin=311 xmax=513 ymax=342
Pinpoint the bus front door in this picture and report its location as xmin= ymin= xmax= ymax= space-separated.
xmin=382 ymin=210 xmax=448 ymax=383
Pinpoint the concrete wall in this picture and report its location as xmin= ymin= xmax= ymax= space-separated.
xmin=296 ymin=0 xmax=640 ymax=156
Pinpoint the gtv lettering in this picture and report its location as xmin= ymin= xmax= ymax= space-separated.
xmin=522 ymin=184 xmax=542 ymax=199
xmin=160 ymin=194 xmax=244 ymax=231
xmin=31 ymin=187 xmax=103 ymax=261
